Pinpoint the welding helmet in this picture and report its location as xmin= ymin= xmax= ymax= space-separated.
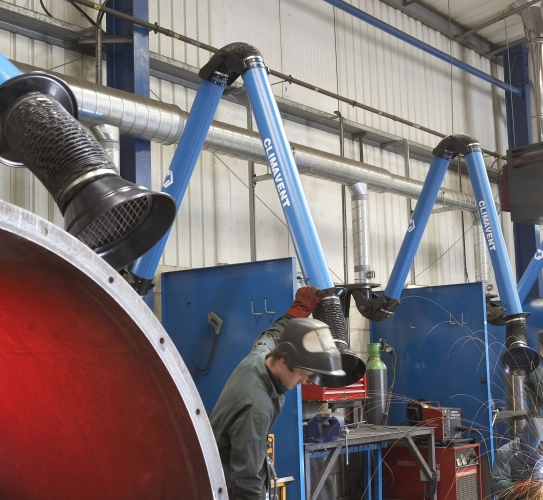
xmin=521 ymin=418 xmax=543 ymax=479
xmin=278 ymin=318 xmax=346 ymax=384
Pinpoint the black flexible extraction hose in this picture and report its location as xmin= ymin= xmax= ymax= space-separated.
xmin=0 ymin=72 xmax=176 ymax=270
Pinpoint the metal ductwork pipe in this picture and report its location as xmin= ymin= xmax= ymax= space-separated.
xmin=12 ymin=63 xmax=485 ymax=214
xmin=0 ymin=199 xmax=226 ymax=499
xmin=312 ymin=288 xmax=366 ymax=388
xmin=349 ymin=182 xmax=373 ymax=284
xmin=506 ymin=372 xmax=528 ymax=437
xmin=90 ymin=124 xmax=120 ymax=173
xmin=515 ymin=0 xmax=543 ymax=144
xmin=0 ymin=69 xmax=176 ymax=270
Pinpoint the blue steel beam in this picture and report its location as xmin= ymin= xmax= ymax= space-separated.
xmin=323 ymin=0 xmax=522 ymax=97
xmin=503 ymin=43 xmax=543 ymax=300
xmin=106 ymin=0 xmax=151 ymax=188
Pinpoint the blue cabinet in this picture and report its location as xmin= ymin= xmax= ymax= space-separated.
xmin=370 ymin=283 xmax=495 ymax=458
xmin=161 ymin=258 xmax=305 ymax=500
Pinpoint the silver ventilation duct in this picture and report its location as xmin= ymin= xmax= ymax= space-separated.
xmin=13 ymin=62 xmax=483 ymax=213
xmin=349 ymin=182 xmax=373 ymax=284
xmin=90 ymin=124 xmax=120 ymax=173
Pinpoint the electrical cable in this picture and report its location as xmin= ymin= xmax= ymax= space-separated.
xmin=406 ymin=224 xmax=475 ymax=284
xmin=458 ymin=157 xmax=471 ymax=283
xmin=96 ymin=0 xmax=110 ymax=26
xmin=397 ymin=419 xmax=422 ymax=426
xmin=39 ymin=0 xmax=53 ymax=17
xmin=382 ymin=458 xmax=395 ymax=496
xmin=67 ymin=0 xmax=506 ymax=161
xmin=381 ymin=348 xmax=396 ymax=426
xmin=68 ymin=0 xmax=98 ymax=27
xmin=456 ymin=425 xmax=493 ymax=476
xmin=267 ymin=456 xmax=278 ymax=500
xmin=423 ymin=469 xmax=438 ymax=498
xmin=212 ymin=152 xmax=345 ymax=284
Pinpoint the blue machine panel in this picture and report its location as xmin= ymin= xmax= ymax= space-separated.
xmin=370 ymin=283 xmax=494 ymax=453
xmin=161 ymin=258 xmax=305 ymax=500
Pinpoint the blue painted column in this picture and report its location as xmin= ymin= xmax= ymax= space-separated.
xmin=503 ymin=43 xmax=543 ymax=299
xmin=106 ymin=0 xmax=151 ymax=188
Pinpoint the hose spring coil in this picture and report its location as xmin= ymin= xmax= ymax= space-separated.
xmin=312 ymin=295 xmax=348 ymax=344
xmin=4 ymin=92 xmax=117 ymax=210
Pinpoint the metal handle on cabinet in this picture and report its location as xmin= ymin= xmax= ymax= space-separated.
xmin=264 ymin=296 xmax=275 ymax=314
xmin=250 ymin=298 xmax=262 ymax=316
xmin=194 ymin=312 xmax=223 ymax=373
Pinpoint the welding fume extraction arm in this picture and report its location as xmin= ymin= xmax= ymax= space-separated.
xmin=0 ymin=53 xmax=176 ymax=270
xmin=350 ymin=133 xmax=538 ymax=377
xmin=128 ymin=41 xmax=366 ymax=386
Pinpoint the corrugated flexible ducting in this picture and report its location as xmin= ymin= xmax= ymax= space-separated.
xmin=15 ymin=63 xmax=481 ymax=213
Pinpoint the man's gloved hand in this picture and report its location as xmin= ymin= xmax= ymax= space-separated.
xmin=514 ymin=479 xmax=543 ymax=499
xmin=286 ymin=286 xmax=321 ymax=318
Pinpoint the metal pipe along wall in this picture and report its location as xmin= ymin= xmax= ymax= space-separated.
xmin=14 ymin=62 xmax=483 ymax=213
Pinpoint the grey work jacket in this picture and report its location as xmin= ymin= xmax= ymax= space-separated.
xmin=525 ymin=353 xmax=543 ymax=418
xmin=210 ymin=314 xmax=291 ymax=500
xmin=492 ymin=439 xmax=533 ymax=499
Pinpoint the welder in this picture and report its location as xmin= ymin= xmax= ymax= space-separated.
xmin=210 ymin=286 xmax=345 ymax=500
xmin=525 ymin=331 xmax=543 ymax=417
xmin=492 ymin=418 xmax=543 ymax=499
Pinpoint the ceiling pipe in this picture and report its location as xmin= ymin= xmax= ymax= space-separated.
xmin=323 ymin=0 xmax=522 ymax=97
xmin=13 ymin=63 xmax=482 ymax=213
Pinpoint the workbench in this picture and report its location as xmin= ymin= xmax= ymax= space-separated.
xmin=304 ymin=424 xmax=436 ymax=500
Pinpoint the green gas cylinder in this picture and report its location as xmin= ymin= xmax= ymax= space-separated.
xmin=365 ymin=343 xmax=388 ymax=425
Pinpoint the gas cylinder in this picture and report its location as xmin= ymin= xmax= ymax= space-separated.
xmin=365 ymin=342 xmax=388 ymax=425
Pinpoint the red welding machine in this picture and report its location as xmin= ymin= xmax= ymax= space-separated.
xmin=406 ymin=401 xmax=464 ymax=441
xmin=383 ymin=443 xmax=481 ymax=500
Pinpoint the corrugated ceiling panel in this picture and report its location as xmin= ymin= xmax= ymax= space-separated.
xmin=422 ymin=0 xmax=525 ymax=45
xmin=334 ymin=0 xmax=506 ymax=155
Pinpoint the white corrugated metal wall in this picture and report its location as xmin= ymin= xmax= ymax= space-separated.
xmin=0 ymin=0 xmax=515 ymax=356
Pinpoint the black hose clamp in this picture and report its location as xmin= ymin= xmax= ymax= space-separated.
xmin=0 ymin=71 xmax=77 ymax=167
